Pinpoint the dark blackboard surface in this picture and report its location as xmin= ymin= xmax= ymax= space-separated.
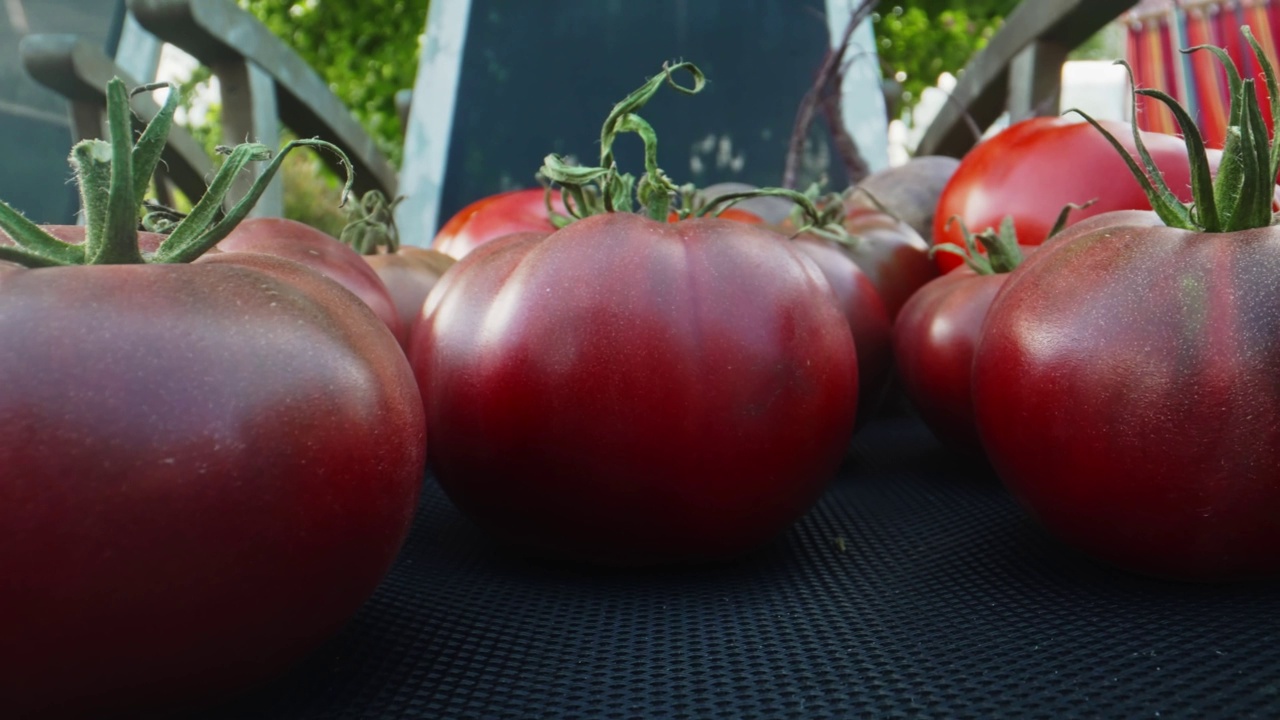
xmin=438 ymin=0 xmax=836 ymax=225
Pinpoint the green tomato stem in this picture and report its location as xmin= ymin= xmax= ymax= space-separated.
xmin=95 ymin=78 xmax=143 ymax=265
xmin=1070 ymin=25 xmax=1279 ymax=234
xmin=0 ymin=76 xmax=353 ymax=269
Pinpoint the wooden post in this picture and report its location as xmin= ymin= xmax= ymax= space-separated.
xmin=1007 ymin=38 xmax=1070 ymax=122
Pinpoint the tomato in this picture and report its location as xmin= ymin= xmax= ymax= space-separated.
xmin=848 ymin=155 xmax=961 ymax=245
xmin=893 ymin=266 xmax=1003 ymax=454
xmin=969 ymin=28 xmax=1280 ymax=581
xmin=933 ymin=116 xmax=1211 ymax=273
xmin=218 ymin=217 xmax=406 ymax=345
xmin=891 ymin=215 xmax=1043 ymax=455
xmin=835 ymin=206 xmax=938 ymax=321
xmin=972 ymin=208 xmax=1280 ymax=580
xmin=363 ymin=246 xmax=455 ymax=339
xmin=669 ymin=206 xmax=765 ymax=225
xmin=792 ymin=234 xmax=892 ymax=426
xmin=431 ymin=188 xmax=566 ymax=259
xmin=0 ymin=77 xmax=427 ymax=716
xmin=410 ymin=213 xmax=858 ymax=564
xmin=1 ymin=252 xmax=425 ymax=716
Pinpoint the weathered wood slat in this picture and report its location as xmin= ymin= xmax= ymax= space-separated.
xmin=127 ymin=0 xmax=398 ymax=199
xmin=20 ymin=33 xmax=214 ymax=207
xmin=917 ymin=0 xmax=1138 ymax=158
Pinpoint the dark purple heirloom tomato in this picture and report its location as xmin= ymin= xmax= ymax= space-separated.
xmin=973 ymin=33 xmax=1280 ymax=581
xmin=0 ymin=79 xmax=425 ymax=717
xmin=411 ymin=212 xmax=858 ymax=565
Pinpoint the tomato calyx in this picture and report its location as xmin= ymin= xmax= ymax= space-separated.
xmin=340 ymin=190 xmax=405 ymax=255
xmin=0 ymin=78 xmax=354 ymax=269
xmin=931 ymin=217 xmax=1023 ymax=275
xmin=1069 ymin=26 xmax=1278 ymax=234
xmin=777 ymin=184 xmax=884 ymax=250
xmin=931 ymin=201 xmax=1090 ymax=275
xmin=538 ymin=61 xmax=828 ymax=229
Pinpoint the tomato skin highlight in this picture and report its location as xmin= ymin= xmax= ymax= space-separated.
xmin=933 ymin=117 xmax=1212 ymax=273
xmin=431 ymin=188 xmax=565 ymax=259
xmin=411 ymin=213 xmax=858 ymax=565
xmin=219 ymin=217 xmax=407 ymax=346
xmin=0 ymin=254 xmax=425 ymax=716
xmin=972 ymin=211 xmax=1280 ymax=581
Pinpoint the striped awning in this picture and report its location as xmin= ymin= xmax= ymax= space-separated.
xmin=1122 ymin=0 xmax=1280 ymax=147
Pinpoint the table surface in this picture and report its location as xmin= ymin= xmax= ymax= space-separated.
xmin=201 ymin=412 xmax=1280 ymax=720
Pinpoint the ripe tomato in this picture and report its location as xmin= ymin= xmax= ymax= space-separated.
xmin=836 ymin=206 xmax=938 ymax=320
xmin=933 ymin=116 xmax=1209 ymax=273
xmin=1 ymin=252 xmax=425 ymax=716
xmin=411 ymin=213 xmax=858 ymax=564
xmin=972 ymin=211 xmax=1280 ymax=580
xmin=431 ymin=188 xmax=567 ymax=259
xmin=0 ymin=74 xmax=428 ymax=715
xmin=218 ymin=217 xmax=406 ymax=345
xmin=363 ymin=246 xmax=455 ymax=339
xmin=894 ymin=266 xmax=1003 ymax=454
xmin=791 ymin=234 xmax=892 ymax=426
xmin=892 ymin=218 xmax=1037 ymax=454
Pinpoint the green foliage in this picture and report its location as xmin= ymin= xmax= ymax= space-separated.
xmin=873 ymin=1 xmax=1020 ymax=115
xmin=237 ymin=0 xmax=430 ymax=167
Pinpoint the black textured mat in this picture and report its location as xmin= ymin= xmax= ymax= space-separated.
xmin=203 ymin=415 xmax=1280 ymax=720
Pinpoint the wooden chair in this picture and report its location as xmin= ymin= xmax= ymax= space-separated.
xmin=19 ymin=0 xmax=878 ymax=242
xmin=19 ymin=0 xmax=398 ymax=219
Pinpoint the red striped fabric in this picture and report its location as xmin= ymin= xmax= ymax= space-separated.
xmin=1126 ymin=0 xmax=1279 ymax=143
xmin=1186 ymin=6 xmax=1230 ymax=146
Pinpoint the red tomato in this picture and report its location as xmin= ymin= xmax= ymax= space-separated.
xmin=410 ymin=213 xmax=858 ymax=565
xmin=363 ymin=246 xmax=456 ymax=343
xmin=219 ymin=217 xmax=406 ymax=345
xmin=778 ymin=206 xmax=936 ymax=322
xmin=836 ymin=206 xmax=938 ymax=321
xmin=1 ymin=252 xmax=425 ymax=716
xmin=892 ymin=266 xmax=1009 ymax=454
xmin=431 ymin=188 xmax=567 ymax=259
xmin=972 ymin=209 xmax=1280 ymax=581
xmin=933 ymin=116 xmax=1211 ymax=273
xmin=792 ymin=234 xmax=892 ymax=426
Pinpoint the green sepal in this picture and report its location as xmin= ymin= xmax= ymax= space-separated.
xmin=69 ymin=141 xmax=112 ymax=252
xmin=0 ymin=200 xmax=84 ymax=266
xmin=129 ymin=82 xmax=183 ymax=204
xmin=95 ymin=78 xmax=143 ymax=264
xmin=1242 ymin=27 xmax=1280 ymax=182
xmin=538 ymin=61 xmax=704 ymax=222
xmin=339 ymin=190 xmax=404 ymax=255
xmin=156 ymin=138 xmax=354 ymax=264
xmin=1074 ymin=28 xmax=1280 ymax=234
xmin=1134 ymin=86 xmax=1220 ymax=231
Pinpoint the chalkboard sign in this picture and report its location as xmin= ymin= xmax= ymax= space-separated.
xmin=399 ymin=0 xmax=889 ymax=240
xmin=0 ymin=0 xmax=125 ymax=224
